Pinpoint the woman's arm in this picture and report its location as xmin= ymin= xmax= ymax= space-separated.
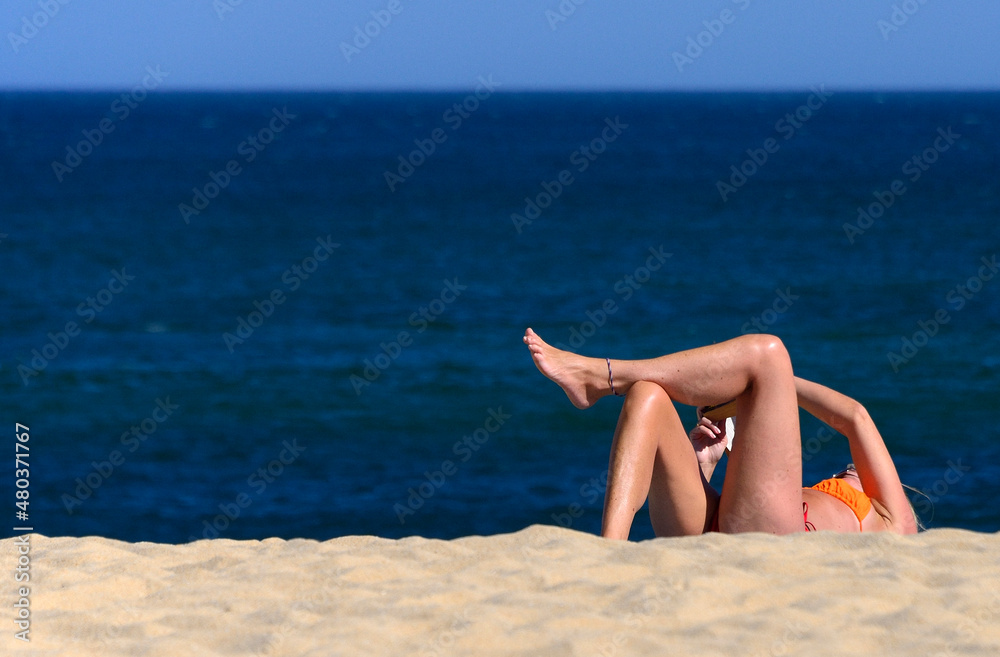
xmin=794 ymin=377 xmax=918 ymax=534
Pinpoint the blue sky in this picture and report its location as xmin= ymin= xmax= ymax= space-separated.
xmin=3 ymin=0 xmax=998 ymax=91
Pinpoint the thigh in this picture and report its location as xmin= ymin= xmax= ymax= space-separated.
xmin=640 ymin=391 xmax=717 ymax=537
xmin=718 ymin=341 xmax=804 ymax=534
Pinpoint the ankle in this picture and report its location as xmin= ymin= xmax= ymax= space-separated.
xmin=605 ymin=358 xmax=627 ymax=397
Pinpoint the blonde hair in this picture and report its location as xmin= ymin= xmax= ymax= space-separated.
xmin=903 ymin=483 xmax=928 ymax=532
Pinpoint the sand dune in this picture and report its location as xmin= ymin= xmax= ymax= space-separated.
xmin=3 ymin=526 xmax=999 ymax=656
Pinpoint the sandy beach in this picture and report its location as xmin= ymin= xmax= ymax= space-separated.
xmin=3 ymin=526 xmax=999 ymax=656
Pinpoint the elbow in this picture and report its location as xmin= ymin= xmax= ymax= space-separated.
xmin=825 ymin=400 xmax=869 ymax=435
xmin=848 ymin=401 xmax=872 ymax=429
xmin=887 ymin=507 xmax=921 ymax=535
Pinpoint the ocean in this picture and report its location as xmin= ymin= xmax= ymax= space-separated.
xmin=2 ymin=90 xmax=998 ymax=543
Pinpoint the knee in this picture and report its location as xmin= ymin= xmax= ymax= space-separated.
xmin=624 ymin=381 xmax=670 ymax=411
xmin=742 ymin=333 xmax=791 ymax=371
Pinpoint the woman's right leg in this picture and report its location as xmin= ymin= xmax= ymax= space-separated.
xmin=602 ymin=381 xmax=717 ymax=539
xmin=524 ymin=329 xmax=804 ymax=534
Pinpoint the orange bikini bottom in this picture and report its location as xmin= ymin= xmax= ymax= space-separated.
xmin=808 ymin=477 xmax=872 ymax=529
xmin=707 ymin=478 xmax=871 ymax=533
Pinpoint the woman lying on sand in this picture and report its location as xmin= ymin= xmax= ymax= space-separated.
xmin=523 ymin=329 xmax=918 ymax=537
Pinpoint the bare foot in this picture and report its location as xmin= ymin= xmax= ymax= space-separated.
xmin=522 ymin=328 xmax=607 ymax=409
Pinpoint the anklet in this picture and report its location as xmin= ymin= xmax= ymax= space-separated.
xmin=606 ymin=358 xmax=625 ymax=397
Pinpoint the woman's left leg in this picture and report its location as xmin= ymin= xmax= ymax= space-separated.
xmin=602 ymin=381 xmax=717 ymax=539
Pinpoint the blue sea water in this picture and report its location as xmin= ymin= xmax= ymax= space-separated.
xmin=1 ymin=91 xmax=998 ymax=543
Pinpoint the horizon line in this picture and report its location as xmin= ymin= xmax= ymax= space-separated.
xmin=2 ymin=85 xmax=999 ymax=95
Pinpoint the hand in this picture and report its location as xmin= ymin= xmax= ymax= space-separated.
xmin=689 ymin=416 xmax=729 ymax=467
